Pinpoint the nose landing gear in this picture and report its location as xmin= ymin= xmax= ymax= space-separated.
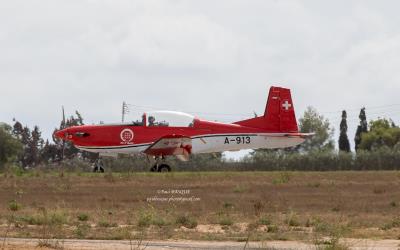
xmin=92 ymin=159 xmax=105 ymax=173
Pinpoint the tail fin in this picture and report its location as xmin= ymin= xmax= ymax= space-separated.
xmin=234 ymin=86 xmax=298 ymax=132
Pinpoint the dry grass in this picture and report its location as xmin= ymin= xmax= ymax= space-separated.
xmin=0 ymin=171 xmax=400 ymax=241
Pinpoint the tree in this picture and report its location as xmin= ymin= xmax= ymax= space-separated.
xmin=40 ymin=139 xmax=60 ymax=163
xmin=27 ymin=126 xmax=44 ymax=166
xmin=0 ymin=123 xmax=22 ymax=168
xmin=297 ymin=106 xmax=334 ymax=152
xmin=355 ymin=107 xmax=368 ymax=152
xmin=358 ymin=118 xmax=400 ymax=150
xmin=338 ymin=110 xmax=351 ymax=152
xmin=10 ymin=112 xmax=93 ymax=167
xmin=12 ymin=120 xmax=24 ymax=140
xmin=12 ymin=119 xmax=47 ymax=168
xmin=19 ymin=126 xmax=32 ymax=167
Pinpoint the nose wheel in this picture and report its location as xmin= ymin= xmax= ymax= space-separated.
xmin=93 ymin=159 xmax=105 ymax=173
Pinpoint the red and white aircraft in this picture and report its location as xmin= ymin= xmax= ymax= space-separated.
xmin=54 ymin=86 xmax=311 ymax=172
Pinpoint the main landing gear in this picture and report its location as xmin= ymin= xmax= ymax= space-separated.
xmin=150 ymin=163 xmax=171 ymax=172
xmin=150 ymin=156 xmax=172 ymax=172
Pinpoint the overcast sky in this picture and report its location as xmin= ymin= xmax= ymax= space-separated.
xmin=1 ymin=0 xmax=400 ymax=158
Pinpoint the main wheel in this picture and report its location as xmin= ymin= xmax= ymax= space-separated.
xmin=150 ymin=164 xmax=158 ymax=172
xmin=157 ymin=164 xmax=171 ymax=172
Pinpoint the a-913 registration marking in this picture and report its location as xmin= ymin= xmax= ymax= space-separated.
xmin=224 ymin=136 xmax=251 ymax=144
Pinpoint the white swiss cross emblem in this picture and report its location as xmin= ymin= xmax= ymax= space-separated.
xmin=120 ymin=129 xmax=134 ymax=144
xmin=282 ymin=100 xmax=292 ymax=111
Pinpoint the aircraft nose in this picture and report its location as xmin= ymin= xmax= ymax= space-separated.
xmin=54 ymin=129 xmax=68 ymax=140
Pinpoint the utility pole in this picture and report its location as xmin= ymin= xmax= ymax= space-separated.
xmin=122 ymin=101 xmax=129 ymax=123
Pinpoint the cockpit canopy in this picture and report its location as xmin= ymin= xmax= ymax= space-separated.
xmin=145 ymin=111 xmax=195 ymax=127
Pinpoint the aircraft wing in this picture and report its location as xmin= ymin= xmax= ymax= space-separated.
xmin=144 ymin=135 xmax=192 ymax=161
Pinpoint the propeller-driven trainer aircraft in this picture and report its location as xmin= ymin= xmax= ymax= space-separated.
xmin=54 ymin=86 xmax=312 ymax=172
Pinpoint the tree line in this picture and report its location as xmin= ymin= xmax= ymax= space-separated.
xmin=0 ymin=111 xmax=97 ymax=169
xmin=247 ymin=106 xmax=400 ymax=171
xmin=0 ymin=106 xmax=400 ymax=171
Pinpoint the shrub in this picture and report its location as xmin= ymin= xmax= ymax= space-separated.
xmin=10 ymin=166 xmax=24 ymax=177
xmin=8 ymin=200 xmax=21 ymax=211
xmin=243 ymin=148 xmax=400 ymax=172
xmin=15 ymin=210 xmax=68 ymax=226
xmin=77 ymin=213 xmax=89 ymax=222
xmin=98 ymin=219 xmax=117 ymax=228
xmin=20 ymin=214 xmax=47 ymax=225
xmin=175 ymin=214 xmax=198 ymax=229
xmin=259 ymin=216 xmax=271 ymax=226
xmin=152 ymin=216 xmax=167 ymax=227
xmin=108 ymin=227 xmax=131 ymax=240
xmin=137 ymin=211 xmax=153 ymax=228
xmin=285 ymin=212 xmax=300 ymax=227
xmin=267 ymin=225 xmax=278 ymax=233
xmin=314 ymin=220 xmax=330 ymax=233
xmin=381 ymin=217 xmax=400 ymax=230
xmin=49 ymin=210 xmax=68 ymax=225
xmin=74 ymin=224 xmax=90 ymax=239
xmin=219 ymin=216 xmax=233 ymax=226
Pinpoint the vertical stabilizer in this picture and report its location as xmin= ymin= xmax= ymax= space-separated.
xmin=233 ymin=86 xmax=299 ymax=132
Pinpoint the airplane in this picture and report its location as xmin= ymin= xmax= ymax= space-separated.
xmin=54 ymin=86 xmax=312 ymax=172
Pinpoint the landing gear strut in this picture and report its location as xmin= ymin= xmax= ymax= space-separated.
xmin=93 ymin=159 xmax=105 ymax=173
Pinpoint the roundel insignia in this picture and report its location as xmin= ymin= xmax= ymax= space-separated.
xmin=120 ymin=128 xmax=134 ymax=143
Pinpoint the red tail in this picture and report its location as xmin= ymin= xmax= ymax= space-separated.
xmin=234 ymin=86 xmax=298 ymax=132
